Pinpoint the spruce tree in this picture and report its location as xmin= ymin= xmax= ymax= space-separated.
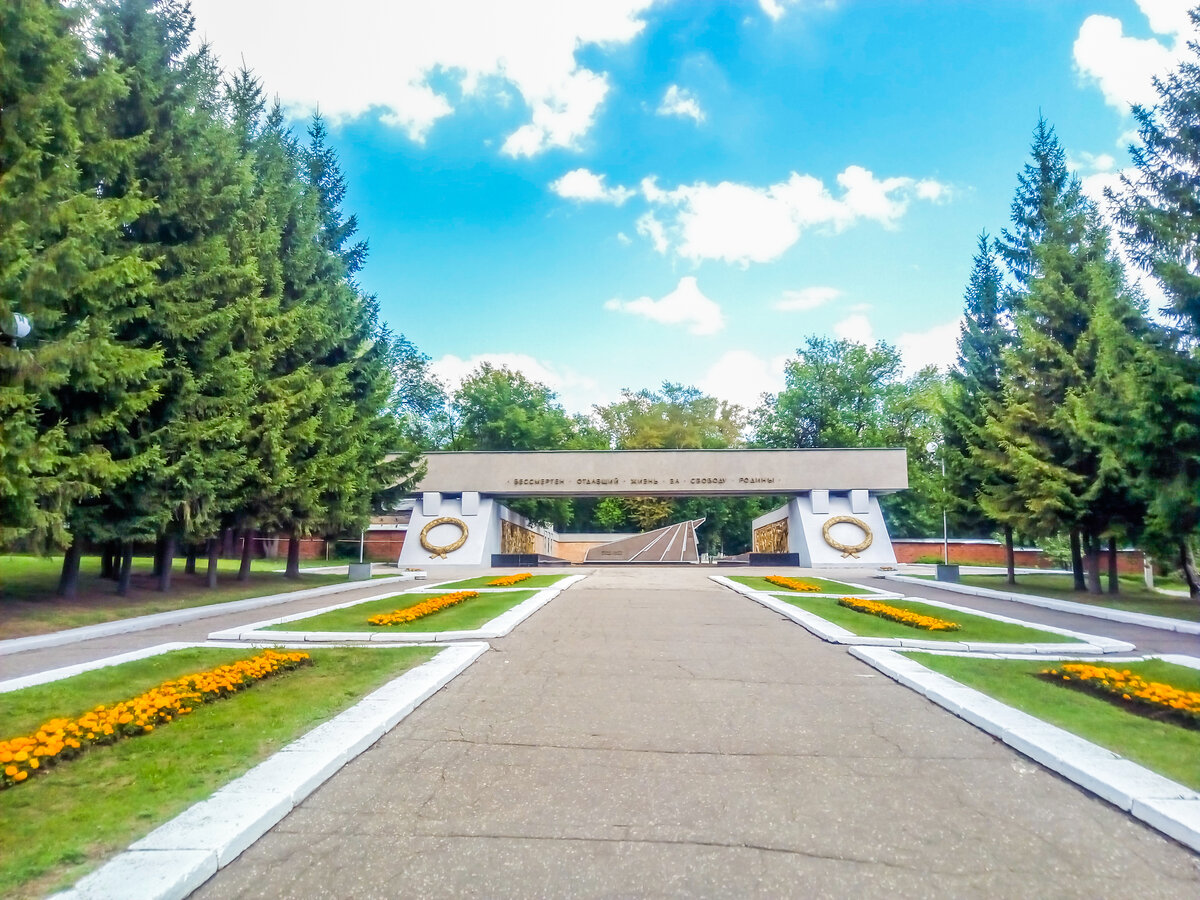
xmin=942 ymin=234 xmax=1019 ymax=581
xmin=1112 ymin=7 xmax=1200 ymax=595
xmin=94 ymin=0 xmax=259 ymax=591
xmin=983 ymin=123 xmax=1147 ymax=592
xmin=0 ymin=0 xmax=161 ymax=595
xmin=1115 ymin=7 xmax=1200 ymax=334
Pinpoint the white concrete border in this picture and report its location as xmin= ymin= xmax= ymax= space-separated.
xmin=884 ymin=573 xmax=1200 ymax=635
xmin=710 ymin=575 xmax=1135 ymax=654
xmin=850 ymin=646 xmax=1200 ymax=853
xmin=0 ymin=575 xmax=418 ymax=657
xmin=53 ymin=641 xmax=489 ymax=900
xmin=207 ymin=574 xmax=588 ymax=644
xmin=713 ymin=574 xmax=902 ymax=598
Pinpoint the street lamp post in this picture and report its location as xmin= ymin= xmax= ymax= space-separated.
xmin=926 ymin=441 xmax=949 ymax=565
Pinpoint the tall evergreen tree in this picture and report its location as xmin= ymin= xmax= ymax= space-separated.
xmin=94 ymin=0 xmax=260 ymax=592
xmin=1112 ymin=7 xmax=1200 ymax=595
xmin=0 ymin=0 xmax=161 ymax=594
xmin=1114 ymin=7 xmax=1200 ymax=335
xmin=998 ymin=116 xmax=1076 ymax=288
xmin=982 ymin=122 xmax=1148 ymax=592
xmin=943 ymin=234 xmax=1019 ymax=580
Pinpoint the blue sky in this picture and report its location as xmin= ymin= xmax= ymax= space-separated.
xmin=189 ymin=0 xmax=1195 ymax=411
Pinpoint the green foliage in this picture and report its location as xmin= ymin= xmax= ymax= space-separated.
xmin=980 ymin=120 xmax=1149 ymax=586
xmin=0 ymin=1 xmax=419 ymax=591
xmin=0 ymin=0 xmax=160 ymax=549
xmin=751 ymin=336 xmax=946 ymax=537
xmin=1114 ymin=7 xmax=1200 ymax=336
xmin=594 ymin=383 xmax=743 ymax=449
xmin=942 ymin=233 xmax=1010 ymax=535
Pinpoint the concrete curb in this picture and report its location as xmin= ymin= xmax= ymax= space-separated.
xmin=710 ymin=575 xmax=1135 ymax=654
xmin=884 ymin=573 xmax=1200 ymax=635
xmin=0 ymin=575 xmax=416 ymax=657
xmin=708 ymin=574 xmax=901 ymax=598
xmin=53 ymin=641 xmax=489 ymax=900
xmin=0 ymin=642 xmax=198 ymax=693
xmin=850 ymin=646 xmax=1200 ymax=854
xmin=207 ymin=574 xmax=589 ymax=644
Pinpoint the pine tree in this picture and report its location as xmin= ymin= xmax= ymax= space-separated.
xmin=0 ymin=0 xmax=161 ymax=594
xmin=942 ymin=233 xmax=1019 ymax=580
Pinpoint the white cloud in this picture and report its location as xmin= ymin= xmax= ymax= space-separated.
xmin=657 ymin=85 xmax=705 ymax=123
xmin=638 ymin=166 xmax=951 ymax=265
xmin=430 ymin=352 xmax=602 ymax=414
xmin=759 ymin=0 xmax=836 ymax=21
xmin=189 ymin=0 xmax=656 ymax=155
xmin=1070 ymin=150 xmax=1117 ymax=174
xmin=616 ymin=231 xmax=632 ymax=245
xmin=896 ymin=318 xmax=964 ymax=375
xmin=1073 ymin=1 xmax=1194 ymax=110
xmin=833 ymin=313 xmax=874 ymax=344
xmin=775 ymin=286 xmax=842 ymax=311
xmin=635 ymin=212 xmax=670 ymax=254
xmin=698 ymin=350 xmax=788 ymax=409
xmin=550 ymin=168 xmax=635 ymax=205
xmin=604 ymin=276 xmax=725 ymax=335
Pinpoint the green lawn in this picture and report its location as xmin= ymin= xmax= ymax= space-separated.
xmin=262 ymin=589 xmax=539 ymax=633
xmin=0 ymin=645 xmax=435 ymax=898
xmin=431 ymin=573 xmax=572 ymax=590
xmin=767 ymin=592 xmax=1078 ymax=643
xmin=0 ymin=554 xmax=381 ymax=640
xmin=728 ymin=574 xmax=873 ymax=595
xmin=914 ymin=572 xmax=1200 ymax=622
xmin=912 ymin=654 xmax=1200 ymax=791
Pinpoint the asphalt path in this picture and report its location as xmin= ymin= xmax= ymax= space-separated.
xmin=190 ymin=566 xmax=1199 ymax=898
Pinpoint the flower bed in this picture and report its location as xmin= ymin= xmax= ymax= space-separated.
xmin=0 ymin=650 xmax=310 ymax=790
xmin=764 ymin=575 xmax=821 ymax=592
xmin=1042 ymin=663 xmax=1200 ymax=729
xmin=488 ymin=573 xmax=532 ymax=587
xmin=837 ymin=597 xmax=961 ymax=631
xmin=367 ymin=590 xmax=479 ymax=626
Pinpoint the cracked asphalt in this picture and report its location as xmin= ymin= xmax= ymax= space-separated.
xmin=194 ymin=566 xmax=1200 ymax=898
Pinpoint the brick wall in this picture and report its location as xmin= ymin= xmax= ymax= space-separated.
xmin=892 ymin=540 xmax=1144 ymax=573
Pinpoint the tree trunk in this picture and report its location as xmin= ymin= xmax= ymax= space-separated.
xmin=1070 ymin=529 xmax=1086 ymax=592
xmin=57 ymin=539 xmax=82 ymax=599
xmin=221 ymin=527 xmax=235 ymax=559
xmin=286 ymin=530 xmax=301 ymax=579
xmin=1181 ymin=543 xmax=1200 ymax=600
xmin=100 ymin=542 xmax=116 ymax=580
xmin=1107 ymin=536 xmax=1119 ymax=595
xmin=1084 ymin=533 xmax=1102 ymax=595
xmin=238 ymin=527 xmax=255 ymax=582
xmin=152 ymin=536 xmax=165 ymax=577
xmin=206 ymin=538 xmax=220 ymax=589
xmin=1004 ymin=525 xmax=1016 ymax=586
xmin=116 ymin=543 xmax=134 ymax=597
xmin=157 ymin=533 xmax=175 ymax=592
xmin=184 ymin=547 xmax=197 ymax=575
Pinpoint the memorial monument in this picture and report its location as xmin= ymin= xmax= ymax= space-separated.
xmin=396 ymin=448 xmax=906 ymax=567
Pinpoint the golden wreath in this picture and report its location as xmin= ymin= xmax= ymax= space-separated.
xmin=420 ymin=517 xmax=469 ymax=559
xmin=821 ymin=515 xmax=873 ymax=558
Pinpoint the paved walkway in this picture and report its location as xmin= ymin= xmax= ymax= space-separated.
xmin=194 ymin=567 xmax=1199 ymax=898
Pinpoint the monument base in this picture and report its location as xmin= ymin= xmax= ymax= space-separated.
xmin=752 ymin=492 xmax=898 ymax=566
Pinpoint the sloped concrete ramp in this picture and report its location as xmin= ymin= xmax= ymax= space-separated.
xmin=585 ymin=518 xmax=704 ymax=563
